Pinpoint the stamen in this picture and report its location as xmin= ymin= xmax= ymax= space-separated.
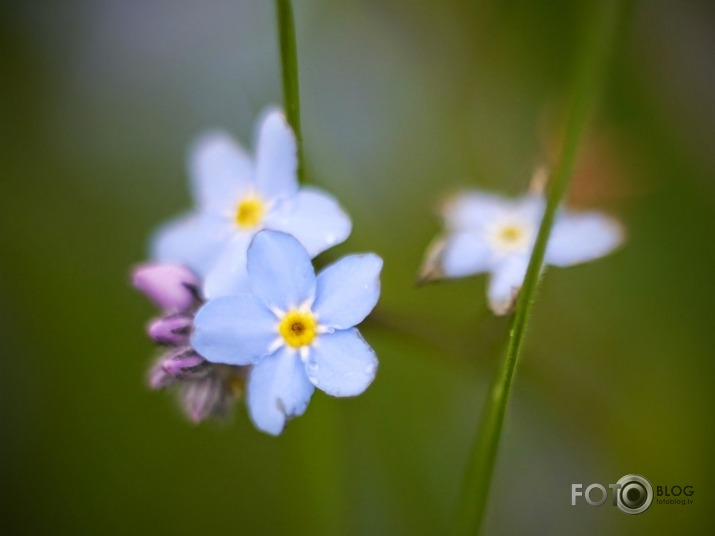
xmin=499 ymin=225 xmax=523 ymax=244
xmin=489 ymin=220 xmax=532 ymax=253
xmin=279 ymin=310 xmax=317 ymax=348
xmin=235 ymin=196 xmax=265 ymax=229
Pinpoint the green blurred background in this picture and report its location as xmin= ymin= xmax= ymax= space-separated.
xmin=2 ymin=0 xmax=714 ymax=534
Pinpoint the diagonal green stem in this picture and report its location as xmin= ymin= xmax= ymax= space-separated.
xmin=275 ymin=0 xmax=305 ymax=183
xmin=455 ymin=1 xmax=621 ymax=534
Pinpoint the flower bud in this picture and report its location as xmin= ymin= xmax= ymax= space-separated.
xmin=148 ymin=314 xmax=193 ymax=345
xmin=132 ymin=263 xmax=199 ymax=311
xmin=147 ymin=358 xmax=177 ymax=390
xmin=161 ymin=349 xmax=211 ymax=380
xmin=180 ymin=375 xmax=231 ymax=423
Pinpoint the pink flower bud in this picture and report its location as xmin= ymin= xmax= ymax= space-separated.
xmin=148 ymin=314 xmax=193 ymax=345
xmin=132 ymin=263 xmax=199 ymax=311
xmin=181 ymin=375 xmax=231 ymax=423
xmin=161 ymin=350 xmax=211 ymax=380
xmin=147 ymin=358 xmax=176 ymax=390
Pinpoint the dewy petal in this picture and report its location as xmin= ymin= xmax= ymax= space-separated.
xmin=254 ymin=108 xmax=298 ymax=201
xmin=247 ymin=346 xmax=315 ymax=436
xmin=201 ymin=233 xmax=252 ymax=299
xmin=443 ymin=190 xmax=512 ymax=231
xmin=439 ymin=231 xmax=494 ymax=278
xmin=247 ymin=231 xmax=316 ymax=311
xmin=263 ymin=187 xmax=352 ymax=257
xmin=189 ymin=130 xmax=254 ymax=214
xmin=487 ymin=256 xmax=530 ymax=316
xmin=546 ymin=211 xmax=624 ymax=267
xmin=151 ymin=213 xmax=232 ymax=279
xmin=305 ymin=328 xmax=378 ymax=397
xmin=191 ymin=295 xmax=277 ymax=365
xmin=132 ymin=263 xmax=199 ymax=311
xmin=313 ymin=254 xmax=382 ymax=330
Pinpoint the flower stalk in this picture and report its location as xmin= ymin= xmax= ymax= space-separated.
xmin=456 ymin=1 xmax=621 ymax=534
xmin=273 ymin=3 xmax=349 ymax=535
xmin=276 ymin=0 xmax=305 ymax=183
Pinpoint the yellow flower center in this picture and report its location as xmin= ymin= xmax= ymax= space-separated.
xmin=279 ymin=310 xmax=317 ymax=348
xmin=498 ymin=224 xmax=524 ymax=244
xmin=235 ymin=196 xmax=265 ymax=229
xmin=488 ymin=220 xmax=532 ymax=254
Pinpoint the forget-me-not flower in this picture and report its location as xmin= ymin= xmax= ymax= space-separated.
xmin=192 ymin=230 xmax=382 ymax=435
xmin=420 ymin=190 xmax=623 ymax=315
xmin=152 ymin=108 xmax=351 ymax=299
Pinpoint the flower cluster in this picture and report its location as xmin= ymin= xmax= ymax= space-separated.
xmin=420 ymin=189 xmax=623 ymax=315
xmin=133 ymin=109 xmax=381 ymax=435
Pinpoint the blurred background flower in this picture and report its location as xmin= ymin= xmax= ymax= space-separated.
xmin=1 ymin=0 xmax=714 ymax=534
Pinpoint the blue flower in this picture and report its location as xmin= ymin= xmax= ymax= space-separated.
xmin=420 ymin=190 xmax=624 ymax=315
xmin=151 ymin=108 xmax=352 ymax=299
xmin=191 ymin=230 xmax=382 ymax=435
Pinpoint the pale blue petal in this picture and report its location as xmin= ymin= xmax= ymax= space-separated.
xmin=443 ymin=190 xmax=512 ymax=231
xmin=487 ymin=256 xmax=530 ymax=315
xmin=512 ymin=194 xmax=545 ymax=223
xmin=254 ymin=109 xmax=298 ymax=201
xmin=189 ymin=131 xmax=253 ymax=214
xmin=546 ymin=211 xmax=624 ymax=267
xmin=150 ymin=213 xmax=232 ymax=279
xmin=313 ymin=254 xmax=382 ymax=330
xmin=444 ymin=191 xmax=544 ymax=235
xmin=305 ymin=328 xmax=378 ymax=397
xmin=440 ymin=231 xmax=494 ymax=278
xmin=202 ymin=233 xmax=253 ymax=299
xmin=247 ymin=347 xmax=315 ymax=435
xmin=263 ymin=187 xmax=352 ymax=257
xmin=247 ymin=231 xmax=316 ymax=311
xmin=191 ymin=295 xmax=277 ymax=365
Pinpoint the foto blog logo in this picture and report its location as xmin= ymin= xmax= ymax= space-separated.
xmin=571 ymin=474 xmax=653 ymax=514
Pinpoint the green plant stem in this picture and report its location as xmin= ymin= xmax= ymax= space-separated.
xmin=275 ymin=2 xmax=346 ymax=533
xmin=275 ymin=0 xmax=305 ymax=183
xmin=456 ymin=2 xmax=620 ymax=534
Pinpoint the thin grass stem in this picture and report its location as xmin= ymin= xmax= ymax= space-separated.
xmin=455 ymin=2 xmax=621 ymax=533
xmin=275 ymin=0 xmax=305 ymax=183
